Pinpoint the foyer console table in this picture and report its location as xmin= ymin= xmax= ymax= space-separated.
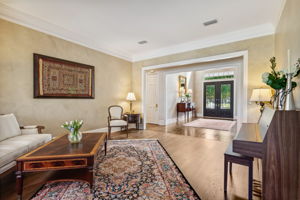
xmin=177 ymin=102 xmax=196 ymax=121
xmin=232 ymin=107 xmax=300 ymax=200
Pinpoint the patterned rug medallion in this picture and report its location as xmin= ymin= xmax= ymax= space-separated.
xmin=32 ymin=139 xmax=200 ymax=200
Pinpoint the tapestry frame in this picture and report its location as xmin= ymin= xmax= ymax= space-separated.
xmin=33 ymin=53 xmax=95 ymax=99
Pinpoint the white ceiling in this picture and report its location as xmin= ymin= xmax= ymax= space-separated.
xmin=0 ymin=0 xmax=284 ymax=61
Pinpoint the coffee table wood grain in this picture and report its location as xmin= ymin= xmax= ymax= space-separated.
xmin=16 ymin=132 xmax=107 ymax=200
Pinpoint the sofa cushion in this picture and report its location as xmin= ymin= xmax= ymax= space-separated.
xmin=0 ymin=161 xmax=16 ymax=174
xmin=1 ymin=134 xmax=52 ymax=151
xmin=0 ymin=142 xmax=28 ymax=168
xmin=0 ymin=114 xmax=21 ymax=141
xmin=0 ymin=134 xmax=52 ymax=168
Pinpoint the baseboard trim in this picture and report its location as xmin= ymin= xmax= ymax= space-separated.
xmin=166 ymin=115 xmax=193 ymax=125
xmin=84 ymin=124 xmax=136 ymax=133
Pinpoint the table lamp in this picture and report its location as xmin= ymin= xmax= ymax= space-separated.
xmin=250 ymin=88 xmax=272 ymax=113
xmin=126 ymin=92 xmax=136 ymax=113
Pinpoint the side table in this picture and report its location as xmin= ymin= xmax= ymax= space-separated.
xmin=126 ymin=113 xmax=141 ymax=130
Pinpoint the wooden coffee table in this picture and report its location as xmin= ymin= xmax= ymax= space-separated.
xmin=16 ymin=132 xmax=107 ymax=200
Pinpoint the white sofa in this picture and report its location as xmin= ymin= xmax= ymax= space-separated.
xmin=0 ymin=114 xmax=52 ymax=174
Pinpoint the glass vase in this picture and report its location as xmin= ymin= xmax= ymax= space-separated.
xmin=272 ymin=90 xmax=279 ymax=109
xmin=278 ymin=89 xmax=285 ymax=110
xmin=68 ymin=131 xmax=82 ymax=143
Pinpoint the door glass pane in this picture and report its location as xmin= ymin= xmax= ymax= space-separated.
xmin=206 ymin=85 xmax=215 ymax=109
xmin=221 ymin=84 xmax=231 ymax=109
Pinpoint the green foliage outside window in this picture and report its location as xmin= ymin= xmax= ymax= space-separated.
xmin=204 ymin=75 xmax=234 ymax=80
xmin=221 ymin=84 xmax=231 ymax=109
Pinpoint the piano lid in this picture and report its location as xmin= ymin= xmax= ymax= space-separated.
xmin=258 ymin=107 xmax=276 ymax=140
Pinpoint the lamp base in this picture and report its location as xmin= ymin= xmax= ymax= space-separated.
xmin=129 ymin=101 xmax=133 ymax=114
xmin=259 ymin=102 xmax=265 ymax=113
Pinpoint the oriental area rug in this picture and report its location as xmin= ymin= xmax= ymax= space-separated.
xmin=31 ymin=139 xmax=201 ymax=200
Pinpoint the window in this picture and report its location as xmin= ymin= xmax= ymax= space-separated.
xmin=204 ymin=71 xmax=234 ymax=80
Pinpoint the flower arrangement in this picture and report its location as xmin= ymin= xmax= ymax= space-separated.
xmin=61 ymin=120 xmax=83 ymax=143
xmin=262 ymin=57 xmax=300 ymax=89
xmin=282 ymin=58 xmax=300 ymax=76
xmin=185 ymin=93 xmax=191 ymax=98
xmin=261 ymin=57 xmax=284 ymax=89
xmin=262 ymin=57 xmax=300 ymax=109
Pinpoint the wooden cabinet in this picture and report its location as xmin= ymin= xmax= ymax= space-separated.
xmin=262 ymin=110 xmax=300 ymax=199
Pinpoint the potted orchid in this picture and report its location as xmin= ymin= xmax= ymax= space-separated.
xmin=61 ymin=120 xmax=83 ymax=143
xmin=262 ymin=57 xmax=288 ymax=90
xmin=262 ymin=57 xmax=300 ymax=109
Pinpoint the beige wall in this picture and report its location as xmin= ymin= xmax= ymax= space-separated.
xmin=166 ymin=71 xmax=193 ymax=122
xmin=275 ymin=0 xmax=300 ymax=108
xmin=0 ymin=19 xmax=132 ymax=136
xmin=132 ymin=35 xmax=275 ymax=122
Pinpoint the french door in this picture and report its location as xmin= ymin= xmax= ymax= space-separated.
xmin=203 ymin=81 xmax=234 ymax=118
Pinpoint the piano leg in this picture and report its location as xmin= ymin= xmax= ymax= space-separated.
xmin=248 ymin=162 xmax=253 ymax=200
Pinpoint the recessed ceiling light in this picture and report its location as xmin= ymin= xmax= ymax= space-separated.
xmin=203 ymin=19 xmax=218 ymax=26
xmin=138 ymin=40 xmax=148 ymax=45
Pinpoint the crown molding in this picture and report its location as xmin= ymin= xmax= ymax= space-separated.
xmin=0 ymin=3 xmax=277 ymax=63
xmin=0 ymin=3 xmax=132 ymax=61
xmin=132 ymin=23 xmax=275 ymax=62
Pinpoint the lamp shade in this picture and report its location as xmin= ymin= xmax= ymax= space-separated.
xmin=250 ymin=88 xmax=272 ymax=102
xmin=126 ymin=92 xmax=136 ymax=101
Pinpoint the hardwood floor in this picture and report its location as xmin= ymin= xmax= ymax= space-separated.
xmin=0 ymin=120 xmax=261 ymax=200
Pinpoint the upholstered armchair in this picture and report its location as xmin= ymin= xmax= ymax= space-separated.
xmin=107 ymin=105 xmax=128 ymax=139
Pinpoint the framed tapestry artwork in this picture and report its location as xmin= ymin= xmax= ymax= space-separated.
xmin=33 ymin=54 xmax=95 ymax=98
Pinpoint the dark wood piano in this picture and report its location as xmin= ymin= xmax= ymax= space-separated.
xmin=232 ymin=107 xmax=300 ymax=199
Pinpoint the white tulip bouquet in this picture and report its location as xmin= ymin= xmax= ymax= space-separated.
xmin=61 ymin=120 xmax=83 ymax=143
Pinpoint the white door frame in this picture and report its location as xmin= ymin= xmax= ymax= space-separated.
xmin=141 ymin=50 xmax=248 ymax=129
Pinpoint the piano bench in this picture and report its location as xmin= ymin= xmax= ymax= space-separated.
xmin=224 ymin=144 xmax=254 ymax=200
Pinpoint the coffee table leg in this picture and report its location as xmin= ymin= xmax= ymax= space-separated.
xmin=16 ymin=171 xmax=23 ymax=200
xmin=105 ymin=135 xmax=107 ymax=156
xmin=88 ymin=166 xmax=93 ymax=189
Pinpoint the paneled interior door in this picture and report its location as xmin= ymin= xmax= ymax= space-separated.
xmin=203 ymin=81 xmax=234 ymax=118
xmin=146 ymin=72 xmax=159 ymax=124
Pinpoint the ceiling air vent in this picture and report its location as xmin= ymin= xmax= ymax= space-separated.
xmin=203 ymin=19 xmax=218 ymax=26
xmin=138 ymin=40 xmax=148 ymax=45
